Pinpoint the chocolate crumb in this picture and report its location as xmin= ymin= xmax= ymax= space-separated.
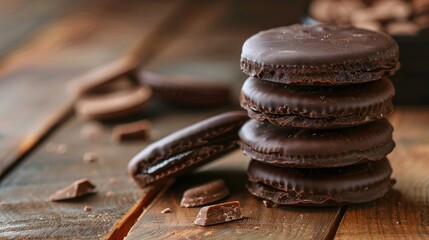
xmin=263 ymin=200 xmax=278 ymax=208
xmin=49 ymin=178 xmax=96 ymax=201
xmin=161 ymin=208 xmax=172 ymax=214
xmin=112 ymin=120 xmax=150 ymax=142
xmin=83 ymin=152 xmax=98 ymax=164
xmin=254 ymin=226 xmax=260 ymax=230
xmin=84 ymin=206 xmax=93 ymax=212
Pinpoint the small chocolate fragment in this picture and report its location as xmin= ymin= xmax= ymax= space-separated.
xmin=84 ymin=206 xmax=93 ymax=212
xmin=49 ymin=178 xmax=96 ymax=201
xmin=262 ymin=200 xmax=278 ymax=208
xmin=180 ymin=179 xmax=229 ymax=207
xmin=161 ymin=208 xmax=172 ymax=214
xmin=193 ymin=201 xmax=242 ymax=226
xmin=112 ymin=120 xmax=150 ymax=142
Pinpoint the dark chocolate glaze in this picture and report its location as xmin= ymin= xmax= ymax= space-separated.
xmin=241 ymin=24 xmax=399 ymax=66
xmin=240 ymin=24 xmax=400 ymax=84
xmin=128 ymin=111 xmax=248 ymax=188
xmin=246 ymin=159 xmax=394 ymax=205
xmin=240 ymin=77 xmax=394 ymax=128
xmin=239 ymin=119 xmax=394 ymax=168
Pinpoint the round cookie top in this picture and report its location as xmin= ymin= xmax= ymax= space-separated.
xmin=240 ymin=24 xmax=400 ymax=84
xmin=241 ymin=24 xmax=398 ymax=66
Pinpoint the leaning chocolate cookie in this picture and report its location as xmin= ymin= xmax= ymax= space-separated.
xmin=240 ymin=77 xmax=394 ymax=128
xmin=239 ymin=119 xmax=394 ymax=168
xmin=240 ymin=24 xmax=399 ymax=85
xmin=246 ymin=159 xmax=394 ymax=206
xmin=128 ymin=111 xmax=248 ymax=188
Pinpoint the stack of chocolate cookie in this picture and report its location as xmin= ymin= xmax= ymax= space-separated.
xmin=238 ymin=24 xmax=400 ymax=206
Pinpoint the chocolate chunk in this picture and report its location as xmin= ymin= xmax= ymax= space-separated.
xmin=161 ymin=208 xmax=172 ymax=214
xmin=84 ymin=206 xmax=93 ymax=212
xmin=128 ymin=111 xmax=248 ymax=188
xmin=49 ymin=178 xmax=96 ymax=201
xmin=112 ymin=120 xmax=150 ymax=142
xmin=262 ymin=200 xmax=278 ymax=208
xmin=180 ymin=179 xmax=229 ymax=207
xmin=193 ymin=201 xmax=243 ymax=226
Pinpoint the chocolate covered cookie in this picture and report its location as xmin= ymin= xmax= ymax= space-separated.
xmin=128 ymin=111 xmax=248 ymax=188
xmin=240 ymin=24 xmax=399 ymax=85
xmin=246 ymin=159 xmax=394 ymax=206
xmin=239 ymin=119 xmax=394 ymax=168
xmin=240 ymin=77 xmax=395 ymax=128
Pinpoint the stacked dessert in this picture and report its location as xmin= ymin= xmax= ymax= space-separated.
xmin=238 ymin=24 xmax=400 ymax=206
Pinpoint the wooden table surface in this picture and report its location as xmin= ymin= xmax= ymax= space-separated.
xmin=0 ymin=1 xmax=428 ymax=239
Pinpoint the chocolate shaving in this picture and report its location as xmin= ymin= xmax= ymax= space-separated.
xmin=194 ymin=201 xmax=242 ymax=226
xmin=49 ymin=178 xmax=96 ymax=201
xmin=181 ymin=179 xmax=229 ymax=207
xmin=161 ymin=208 xmax=172 ymax=214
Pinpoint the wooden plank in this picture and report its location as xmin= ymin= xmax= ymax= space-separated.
xmin=0 ymin=107 xmax=232 ymax=239
xmin=335 ymin=108 xmax=429 ymax=239
xmin=0 ymin=0 xmax=85 ymax=58
xmin=0 ymin=0 xmax=184 ymax=178
xmin=125 ymin=150 xmax=344 ymax=240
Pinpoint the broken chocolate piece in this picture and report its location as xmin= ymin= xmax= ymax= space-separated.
xmin=193 ymin=201 xmax=242 ymax=226
xmin=84 ymin=206 xmax=93 ymax=212
xmin=112 ymin=120 xmax=150 ymax=142
xmin=49 ymin=178 xmax=96 ymax=201
xmin=181 ymin=179 xmax=229 ymax=207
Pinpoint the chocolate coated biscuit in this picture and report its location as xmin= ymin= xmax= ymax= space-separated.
xmin=240 ymin=24 xmax=399 ymax=85
xmin=75 ymin=85 xmax=151 ymax=120
xmin=246 ymin=159 xmax=394 ymax=206
xmin=239 ymin=119 xmax=394 ymax=168
xmin=139 ymin=71 xmax=231 ymax=107
xmin=128 ymin=111 xmax=248 ymax=188
xmin=240 ymin=77 xmax=394 ymax=128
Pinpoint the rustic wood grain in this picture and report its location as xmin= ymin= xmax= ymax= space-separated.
xmin=125 ymin=151 xmax=344 ymax=240
xmin=335 ymin=108 xmax=429 ymax=240
xmin=0 ymin=0 xmax=184 ymax=178
xmin=0 ymin=106 xmax=233 ymax=239
xmin=0 ymin=0 xmax=85 ymax=58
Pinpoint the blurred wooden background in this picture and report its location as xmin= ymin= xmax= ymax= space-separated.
xmin=0 ymin=1 xmax=427 ymax=239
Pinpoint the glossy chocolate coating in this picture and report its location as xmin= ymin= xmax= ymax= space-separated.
xmin=240 ymin=77 xmax=394 ymax=128
xmin=240 ymin=24 xmax=400 ymax=85
xmin=246 ymin=159 xmax=394 ymax=206
xmin=128 ymin=111 xmax=248 ymax=188
xmin=239 ymin=119 xmax=394 ymax=168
